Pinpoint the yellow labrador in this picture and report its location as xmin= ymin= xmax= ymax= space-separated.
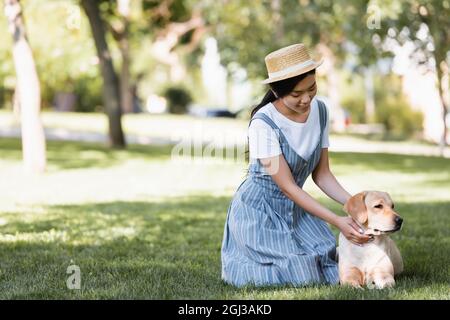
xmin=338 ymin=191 xmax=404 ymax=289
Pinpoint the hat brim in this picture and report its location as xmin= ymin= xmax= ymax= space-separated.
xmin=261 ymin=59 xmax=323 ymax=84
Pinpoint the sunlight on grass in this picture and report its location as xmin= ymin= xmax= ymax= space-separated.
xmin=0 ymin=229 xmax=68 ymax=243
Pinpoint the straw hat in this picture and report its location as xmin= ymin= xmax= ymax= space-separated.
xmin=262 ymin=43 xmax=323 ymax=84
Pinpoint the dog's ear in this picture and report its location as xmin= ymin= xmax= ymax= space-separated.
xmin=344 ymin=192 xmax=368 ymax=225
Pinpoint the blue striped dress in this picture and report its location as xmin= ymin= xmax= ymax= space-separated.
xmin=221 ymin=100 xmax=339 ymax=287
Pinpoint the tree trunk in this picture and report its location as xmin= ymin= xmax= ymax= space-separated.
xmin=81 ymin=0 xmax=126 ymax=148
xmin=364 ymin=65 xmax=375 ymax=123
xmin=117 ymin=0 xmax=133 ymax=114
xmin=417 ymin=5 xmax=448 ymax=153
xmin=317 ymin=43 xmax=345 ymax=132
xmin=4 ymin=0 xmax=46 ymax=173
xmin=271 ymin=0 xmax=284 ymax=40
xmin=118 ymin=24 xmax=133 ymax=114
xmin=436 ymin=59 xmax=449 ymax=154
xmin=225 ymin=71 xmax=233 ymax=111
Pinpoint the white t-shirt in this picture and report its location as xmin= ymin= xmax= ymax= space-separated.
xmin=248 ymin=98 xmax=329 ymax=160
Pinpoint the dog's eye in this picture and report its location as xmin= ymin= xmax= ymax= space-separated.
xmin=374 ymin=204 xmax=383 ymax=209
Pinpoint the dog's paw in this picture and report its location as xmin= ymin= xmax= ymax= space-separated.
xmin=342 ymin=283 xmax=364 ymax=290
xmin=367 ymin=275 xmax=395 ymax=289
xmin=340 ymin=279 xmax=364 ymax=289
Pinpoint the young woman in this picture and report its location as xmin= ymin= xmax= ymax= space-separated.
xmin=221 ymin=43 xmax=371 ymax=287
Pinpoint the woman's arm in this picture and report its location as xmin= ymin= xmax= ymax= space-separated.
xmin=259 ymin=154 xmax=370 ymax=244
xmin=312 ymin=148 xmax=351 ymax=206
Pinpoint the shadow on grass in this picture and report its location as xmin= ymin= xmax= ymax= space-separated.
xmin=2 ymin=137 xmax=449 ymax=175
xmin=0 ymin=137 xmax=175 ymax=170
xmin=0 ymin=195 xmax=229 ymax=299
xmin=0 ymin=194 xmax=448 ymax=299
xmin=0 ymin=138 xmax=245 ymax=171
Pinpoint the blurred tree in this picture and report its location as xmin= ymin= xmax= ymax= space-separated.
xmin=101 ymin=0 xmax=207 ymax=113
xmin=141 ymin=0 xmax=208 ymax=83
xmin=374 ymin=74 xmax=423 ymax=137
xmin=335 ymin=0 xmax=390 ymax=123
xmin=207 ymin=0 xmax=286 ymax=80
xmin=209 ymin=0 xmax=447 ymax=143
xmin=377 ymin=0 xmax=449 ymax=150
xmin=207 ymin=0 xmax=356 ymax=115
xmin=4 ymin=0 xmax=46 ymax=173
xmin=0 ymin=1 xmax=104 ymax=113
xmin=80 ymin=0 xmax=126 ymax=148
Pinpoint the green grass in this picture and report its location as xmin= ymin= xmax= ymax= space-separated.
xmin=0 ymin=137 xmax=449 ymax=299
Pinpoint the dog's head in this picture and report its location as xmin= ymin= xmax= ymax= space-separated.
xmin=343 ymin=191 xmax=403 ymax=234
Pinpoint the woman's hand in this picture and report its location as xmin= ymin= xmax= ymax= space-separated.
xmin=335 ymin=216 xmax=372 ymax=246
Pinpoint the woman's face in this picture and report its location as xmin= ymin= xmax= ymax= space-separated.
xmin=281 ymin=74 xmax=317 ymax=115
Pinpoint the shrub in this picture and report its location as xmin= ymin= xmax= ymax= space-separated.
xmin=341 ymin=94 xmax=366 ymax=124
xmin=161 ymin=86 xmax=192 ymax=114
xmin=375 ymin=95 xmax=424 ymax=138
xmin=341 ymin=73 xmax=424 ymax=138
xmin=42 ymin=75 xmax=103 ymax=113
xmin=72 ymin=76 xmax=103 ymax=113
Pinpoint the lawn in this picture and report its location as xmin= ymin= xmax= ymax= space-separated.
xmin=0 ymin=137 xmax=449 ymax=299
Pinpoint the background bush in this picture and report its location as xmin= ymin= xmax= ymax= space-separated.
xmin=340 ymin=73 xmax=424 ymax=138
xmin=161 ymin=86 xmax=193 ymax=114
xmin=375 ymin=95 xmax=424 ymax=138
xmin=374 ymin=75 xmax=423 ymax=138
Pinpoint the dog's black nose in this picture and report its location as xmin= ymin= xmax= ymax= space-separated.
xmin=395 ymin=216 xmax=403 ymax=226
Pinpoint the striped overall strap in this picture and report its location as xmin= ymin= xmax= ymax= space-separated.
xmin=316 ymin=99 xmax=327 ymax=141
xmin=249 ymin=112 xmax=287 ymax=142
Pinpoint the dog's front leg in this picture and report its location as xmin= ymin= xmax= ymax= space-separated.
xmin=340 ymin=266 xmax=365 ymax=289
xmin=386 ymin=238 xmax=403 ymax=275
xmin=366 ymin=268 xmax=395 ymax=289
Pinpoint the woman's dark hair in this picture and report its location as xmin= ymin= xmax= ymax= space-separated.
xmin=250 ymin=69 xmax=316 ymax=120
xmin=244 ymin=69 xmax=316 ymax=164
